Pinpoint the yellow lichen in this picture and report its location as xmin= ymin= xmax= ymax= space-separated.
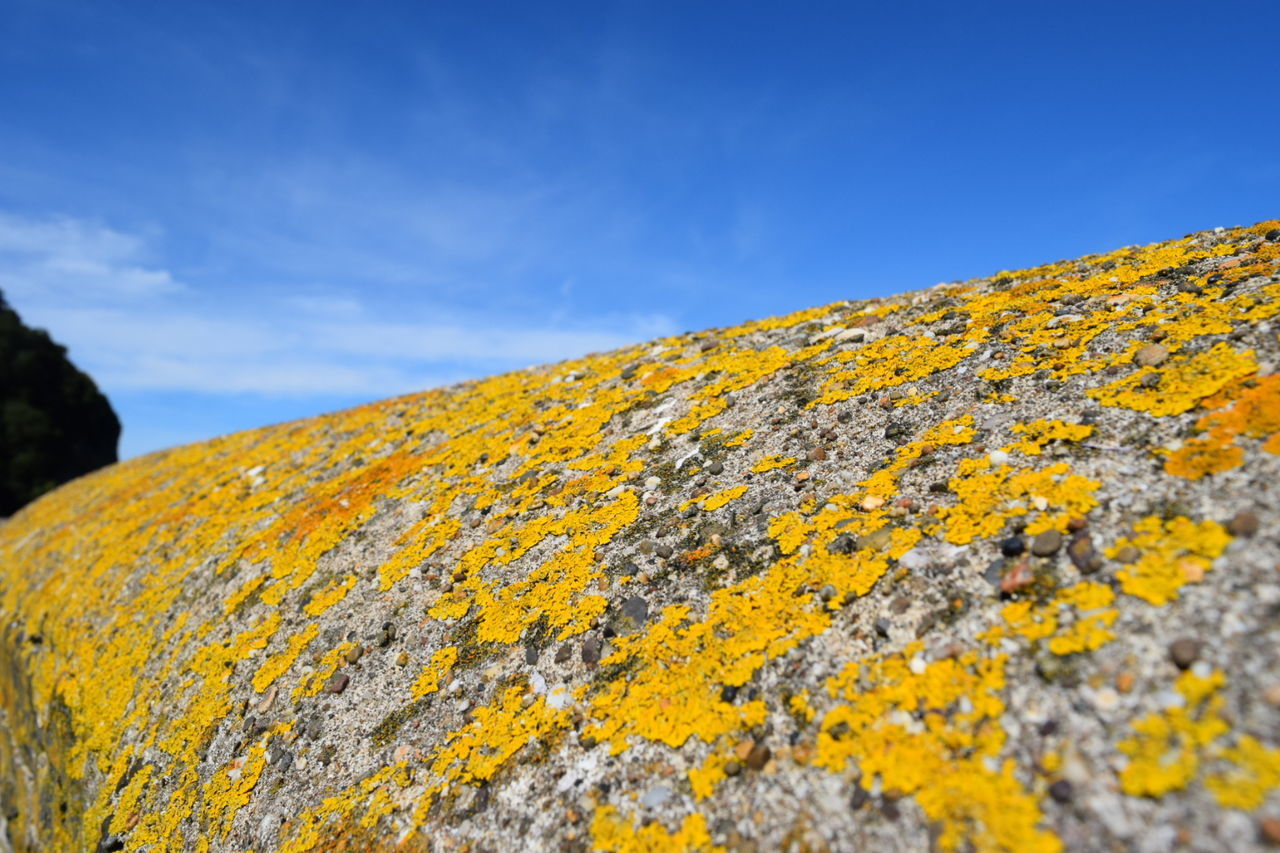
xmin=1004 ymin=419 xmax=1094 ymax=456
xmin=411 ymin=646 xmax=458 ymax=699
xmin=590 ymin=805 xmax=720 ymax=853
xmin=1087 ymin=343 xmax=1257 ymax=416
xmin=1108 ymin=516 xmax=1232 ymax=606
xmin=751 ymin=455 xmax=797 ymax=473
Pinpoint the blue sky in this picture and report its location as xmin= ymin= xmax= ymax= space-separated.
xmin=2 ymin=0 xmax=1277 ymax=458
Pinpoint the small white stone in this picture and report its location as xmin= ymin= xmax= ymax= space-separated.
xmin=1090 ymin=687 xmax=1119 ymax=712
xmin=898 ymin=548 xmax=929 ymax=572
xmin=988 ymin=450 xmax=1010 ymax=466
xmin=908 ymin=654 xmax=926 ymax=675
xmin=644 ymin=476 xmax=661 ymax=489
xmin=1190 ymin=660 xmax=1213 ymax=679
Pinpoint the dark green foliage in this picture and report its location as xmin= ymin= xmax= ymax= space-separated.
xmin=0 ymin=289 xmax=120 ymax=515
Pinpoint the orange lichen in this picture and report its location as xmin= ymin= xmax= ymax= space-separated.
xmin=1165 ymin=373 xmax=1280 ymax=479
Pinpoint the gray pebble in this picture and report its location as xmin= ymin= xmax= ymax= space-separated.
xmin=1031 ymin=529 xmax=1063 ymax=556
xmin=582 ymin=635 xmax=603 ymax=665
xmin=1169 ymin=638 xmax=1201 ymax=669
xmin=641 ymin=785 xmax=671 ymax=808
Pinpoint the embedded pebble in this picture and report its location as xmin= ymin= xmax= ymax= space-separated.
xmin=1000 ymin=536 xmax=1025 ymax=557
xmin=745 ymin=742 xmax=771 ymax=771
xmin=581 ymin=635 xmax=603 ymax=665
xmin=1133 ymin=343 xmax=1169 ymax=366
xmin=1227 ymin=510 xmax=1259 ymax=538
xmin=322 ymin=673 xmax=349 ymax=695
xmin=1169 ymin=638 xmax=1201 ymax=669
xmin=1067 ymin=533 xmax=1102 ymax=573
xmin=1031 ymin=530 xmax=1063 ymax=556
xmin=1114 ymin=545 xmax=1141 ymax=564
xmin=641 ymin=785 xmax=671 ymax=809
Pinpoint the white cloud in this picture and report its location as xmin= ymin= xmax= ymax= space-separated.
xmin=0 ymin=212 xmax=183 ymax=301
xmin=0 ymin=211 xmax=677 ymax=397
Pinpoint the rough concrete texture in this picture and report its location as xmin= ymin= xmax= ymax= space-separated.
xmin=3 ymin=221 xmax=1280 ymax=853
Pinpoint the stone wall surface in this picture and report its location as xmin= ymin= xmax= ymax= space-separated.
xmin=2 ymin=221 xmax=1280 ymax=853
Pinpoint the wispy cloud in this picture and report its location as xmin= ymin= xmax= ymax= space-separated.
xmin=0 ymin=212 xmax=183 ymax=301
xmin=0 ymin=211 xmax=677 ymax=399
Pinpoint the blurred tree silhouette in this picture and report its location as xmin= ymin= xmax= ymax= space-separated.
xmin=0 ymin=288 xmax=120 ymax=516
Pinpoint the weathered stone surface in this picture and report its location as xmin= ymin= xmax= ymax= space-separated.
xmin=2 ymin=220 xmax=1280 ymax=852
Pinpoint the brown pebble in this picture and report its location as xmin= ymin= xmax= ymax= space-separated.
xmin=1067 ymin=517 xmax=1087 ymax=532
xmin=724 ymin=759 xmax=742 ymax=777
xmin=1227 ymin=510 xmax=1259 ymax=538
xmin=1031 ymin=530 xmax=1064 ymax=557
xmin=1114 ymin=545 xmax=1141 ymax=564
xmin=1169 ymin=638 xmax=1201 ymax=670
xmin=1116 ymin=672 xmax=1136 ymax=693
xmin=1134 ymin=343 xmax=1169 ymax=367
xmin=1261 ymin=817 xmax=1280 ymax=846
xmin=345 ymin=645 xmax=364 ymax=664
xmin=808 ymin=447 xmax=827 ymax=462
xmin=396 ymin=651 xmax=409 ymax=667
xmin=1263 ymin=685 xmax=1280 ymax=707
xmin=745 ymin=743 xmax=772 ymax=771
xmin=323 ymin=672 xmax=349 ymax=694
xmin=1067 ymin=533 xmax=1102 ymax=574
